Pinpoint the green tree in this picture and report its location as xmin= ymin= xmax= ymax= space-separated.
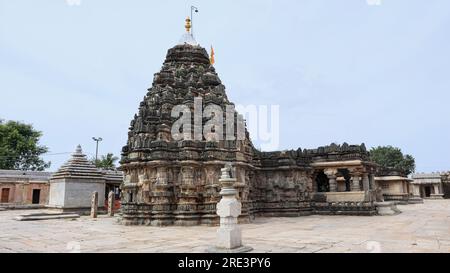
xmin=0 ymin=119 xmax=51 ymax=171
xmin=91 ymin=153 xmax=118 ymax=170
xmin=370 ymin=146 xmax=416 ymax=175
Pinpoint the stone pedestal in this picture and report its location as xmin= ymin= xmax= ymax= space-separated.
xmin=207 ymin=164 xmax=252 ymax=253
xmin=430 ymin=194 xmax=444 ymax=199
xmin=91 ymin=191 xmax=98 ymax=218
xmin=408 ymin=196 xmax=424 ymax=204
xmin=375 ymin=201 xmax=401 ymax=216
xmin=362 ymin=174 xmax=370 ymax=191
xmin=108 ymin=191 xmax=115 ymax=216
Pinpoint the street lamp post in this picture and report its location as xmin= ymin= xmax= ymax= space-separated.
xmin=92 ymin=137 xmax=103 ymax=162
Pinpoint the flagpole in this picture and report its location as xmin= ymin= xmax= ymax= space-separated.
xmin=191 ymin=6 xmax=198 ymax=36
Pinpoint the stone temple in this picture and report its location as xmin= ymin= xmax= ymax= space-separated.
xmin=119 ymin=18 xmax=383 ymax=226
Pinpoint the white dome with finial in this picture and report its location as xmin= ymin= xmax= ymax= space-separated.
xmin=179 ymin=33 xmax=198 ymax=46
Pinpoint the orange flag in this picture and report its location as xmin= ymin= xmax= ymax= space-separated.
xmin=210 ymin=46 xmax=215 ymax=65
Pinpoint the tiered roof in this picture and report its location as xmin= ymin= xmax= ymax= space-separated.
xmin=51 ymin=145 xmax=104 ymax=180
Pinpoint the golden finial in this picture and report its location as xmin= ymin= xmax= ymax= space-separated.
xmin=185 ymin=17 xmax=191 ymax=33
xmin=210 ymin=45 xmax=215 ymax=65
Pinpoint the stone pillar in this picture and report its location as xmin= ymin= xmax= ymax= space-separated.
xmin=207 ymin=164 xmax=252 ymax=253
xmin=90 ymin=191 xmax=98 ymax=218
xmin=351 ymin=174 xmax=361 ymax=191
xmin=108 ymin=191 xmax=115 ymax=217
xmin=369 ymin=174 xmax=376 ymax=190
xmin=324 ymin=168 xmax=338 ymax=192
xmin=433 ymin=184 xmax=440 ymax=195
xmin=412 ymin=184 xmax=421 ymax=197
xmin=362 ymin=173 xmax=370 ymax=191
xmin=431 ymin=183 xmax=444 ymax=199
xmin=408 ymin=184 xmax=424 ymax=203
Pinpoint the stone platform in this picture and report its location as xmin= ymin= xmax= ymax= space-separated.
xmin=14 ymin=212 xmax=80 ymax=221
xmin=0 ymin=200 xmax=449 ymax=253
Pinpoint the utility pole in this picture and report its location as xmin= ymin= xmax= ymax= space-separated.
xmin=92 ymin=137 xmax=103 ymax=162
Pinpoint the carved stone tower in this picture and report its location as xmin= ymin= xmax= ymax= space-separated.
xmin=120 ymin=19 xmax=254 ymax=226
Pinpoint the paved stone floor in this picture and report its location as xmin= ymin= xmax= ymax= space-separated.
xmin=1 ymin=200 xmax=449 ymax=253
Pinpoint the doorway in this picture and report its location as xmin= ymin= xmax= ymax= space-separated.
xmin=1 ymin=188 xmax=10 ymax=203
xmin=315 ymin=171 xmax=330 ymax=192
xmin=338 ymin=169 xmax=351 ymax=192
xmin=32 ymin=189 xmax=41 ymax=204
xmin=424 ymin=186 xmax=431 ymax=198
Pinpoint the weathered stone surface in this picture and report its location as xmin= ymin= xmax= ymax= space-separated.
xmin=119 ymin=37 xmax=379 ymax=226
xmin=216 ymin=225 xmax=242 ymax=249
xmin=108 ymin=191 xmax=115 ymax=217
xmin=14 ymin=212 xmax=80 ymax=221
xmin=91 ymin=192 xmax=98 ymax=218
xmin=325 ymin=191 xmax=366 ymax=202
xmin=217 ymin=199 xmax=241 ymax=218
xmin=1 ymin=200 xmax=449 ymax=253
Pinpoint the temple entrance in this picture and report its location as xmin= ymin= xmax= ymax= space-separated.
xmin=316 ymin=171 xmax=330 ymax=192
xmin=32 ymin=189 xmax=41 ymax=204
xmin=424 ymin=186 xmax=431 ymax=198
xmin=1 ymin=188 xmax=10 ymax=203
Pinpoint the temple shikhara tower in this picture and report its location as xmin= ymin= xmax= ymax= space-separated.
xmin=119 ymin=18 xmax=380 ymax=226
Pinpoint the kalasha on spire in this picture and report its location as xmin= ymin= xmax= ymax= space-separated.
xmin=179 ymin=16 xmax=198 ymax=46
xmin=119 ymin=16 xmax=381 ymax=227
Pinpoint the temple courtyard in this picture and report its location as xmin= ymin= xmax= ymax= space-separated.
xmin=0 ymin=200 xmax=449 ymax=253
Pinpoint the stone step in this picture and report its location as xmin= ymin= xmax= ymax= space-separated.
xmin=14 ymin=213 xmax=80 ymax=221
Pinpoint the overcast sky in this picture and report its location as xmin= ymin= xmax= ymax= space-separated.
xmin=1 ymin=0 xmax=449 ymax=172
